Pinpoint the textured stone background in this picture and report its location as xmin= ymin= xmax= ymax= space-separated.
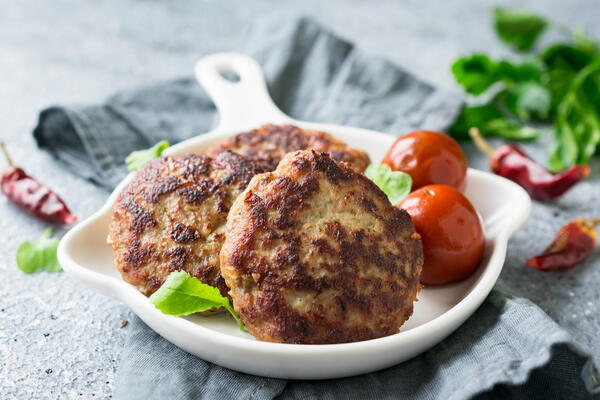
xmin=1 ymin=0 xmax=599 ymax=399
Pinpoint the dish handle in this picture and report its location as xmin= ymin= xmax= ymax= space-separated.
xmin=195 ymin=52 xmax=290 ymax=131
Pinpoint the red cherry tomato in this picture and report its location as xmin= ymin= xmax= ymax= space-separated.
xmin=382 ymin=131 xmax=467 ymax=191
xmin=398 ymin=184 xmax=484 ymax=285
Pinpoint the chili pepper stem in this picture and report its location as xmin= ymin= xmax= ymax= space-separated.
xmin=589 ymin=217 xmax=600 ymax=227
xmin=0 ymin=141 xmax=14 ymax=167
xmin=468 ymin=128 xmax=495 ymax=159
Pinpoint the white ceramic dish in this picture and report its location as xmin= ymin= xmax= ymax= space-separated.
xmin=58 ymin=53 xmax=531 ymax=380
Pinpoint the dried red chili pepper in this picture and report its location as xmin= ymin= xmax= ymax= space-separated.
xmin=526 ymin=218 xmax=598 ymax=271
xmin=0 ymin=142 xmax=76 ymax=224
xmin=469 ymin=128 xmax=590 ymax=201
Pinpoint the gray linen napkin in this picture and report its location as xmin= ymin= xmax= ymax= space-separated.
xmin=33 ymin=17 xmax=598 ymax=399
xmin=114 ymin=288 xmax=594 ymax=400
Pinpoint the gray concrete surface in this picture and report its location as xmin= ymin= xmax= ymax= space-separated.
xmin=1 ymin=1 xmax=599 ymax=398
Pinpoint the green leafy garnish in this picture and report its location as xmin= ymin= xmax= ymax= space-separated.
xmin=365 ymin=164 xmax=412 ymax=205
xmin=450 ymin=105 xmax=539 ymax=141
xmin=125 ymin=140 xmax=170 ymax=171
xmin=506 ymin=82 xmax=551 ymax=120
xmin=482 ymin=118 xmax=540 ymax=141
xmin=548 ymin=61 xmax=600 ymax=172
xmin=494 ymin=7 xmax=548 ymax=52
xmin=449 ymin=7 xmax=600 ymax=172
xmin=496 ymin=58 xmax=544 ymax=82
xmin=450 ymin=104 xmax=502 ymax=141
xmin=16 ymin=228 xmax=61 ymax=274
xmin=451 ymin=54 xmax=499 ymax=95
xmin=149 ymin=271 xmax=244 ymax=330
xmin=451 ymin=55 xmax=547 ymax=98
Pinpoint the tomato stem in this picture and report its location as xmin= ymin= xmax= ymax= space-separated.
xmin=468 ymin=128 xmax=495 ymax=159
xmin=0 ymin=141 xmax=14 ymax=167
xmin=589 ymin=217 xmax=600 ymax=227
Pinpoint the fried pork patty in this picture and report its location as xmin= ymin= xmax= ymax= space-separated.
xmin=206 ymin=124 xmax=370 ymax=172
xmin=107 ymin=151 xmax=268 ymax=296
xmin=220 ymin=150 xmax=423 ymax=344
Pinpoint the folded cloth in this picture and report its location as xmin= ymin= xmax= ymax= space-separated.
xmin=33 ymin=17 xmax=598 ymax=400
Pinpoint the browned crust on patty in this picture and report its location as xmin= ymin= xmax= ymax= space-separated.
xmin=206 ymin=124 xmax=370 ymax=173
xmin=220 ymin=150 xmax=423 ymax=344
xmin=107 ymin=151 xmax=268 ymax=296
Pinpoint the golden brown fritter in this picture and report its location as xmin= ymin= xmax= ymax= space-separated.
xmin=206 ymin=124 xmax=370 ymax=172
xmin=220 ymin=150 xmax=423 ymax=344
xmin=107 ymin=151 xmax=268 ymax=296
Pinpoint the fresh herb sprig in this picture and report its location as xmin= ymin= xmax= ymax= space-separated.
xmin=16 ymin=228 xmax=61 ymax=273
xmin=450 ymin=7 xmax=600 ymax=172
xmin=365 ymin=164 xmax=412 ymax=205
xmin=149 ymin=271 xmax=244 ymax=330
xmin=125 ymin=140 xmax=170 ymax=172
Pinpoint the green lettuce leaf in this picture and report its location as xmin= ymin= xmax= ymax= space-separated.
xmin=365 ymin=164 xmax=412 ymax=206
xmin=149 ymin=271 xmax=244 ymax=330
xmin=125 ymin=140 xmax=170 ymax=171
xmin=16 ymin=228 xmax=61 ymax=274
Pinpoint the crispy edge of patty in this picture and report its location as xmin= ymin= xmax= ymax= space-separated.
xmin=107 ymin=151 xmax=268 ymax=297
xmin=206 ymin=124 xmax=371 ymax=172
xmin=220 ymin=150 xmax=424 ymax=344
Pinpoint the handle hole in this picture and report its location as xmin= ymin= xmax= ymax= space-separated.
xmin=218 ymin=67 xmax=241 ymax=83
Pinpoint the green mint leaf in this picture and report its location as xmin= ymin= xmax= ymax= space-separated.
xmin=494 ymin=8 xmax=548 ymax=52
xmin=125 ymin=141 xmax=170 ymax=172
xmin=451 ymin=54 xmax=499 ymax=95
xmin=507 ymin=82 xmax=551 ymax=120
xmin=16 ymin=228 xmax=61 ymax=274
xmin=365 ymin=164 xmax=412 ymax=206
xmin=449 ymin=104 xmax=504 ymax=141
xmin=149 ymin=271 xmax=244 ymax=330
